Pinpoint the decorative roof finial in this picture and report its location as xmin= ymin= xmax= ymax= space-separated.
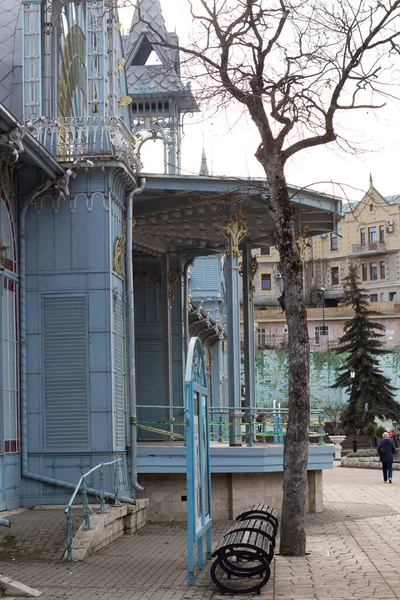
xmin=200 ymin=137 xmax=209 ymax=176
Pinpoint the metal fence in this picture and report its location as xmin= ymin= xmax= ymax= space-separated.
xmin=134 ymin=405 xmax=325 ymax=447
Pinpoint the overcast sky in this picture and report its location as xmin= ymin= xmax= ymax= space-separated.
xmin=121 ymin=0 xmax=400 ymax=203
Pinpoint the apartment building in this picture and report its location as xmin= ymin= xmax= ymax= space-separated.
xmin=253 ymin=178 xmax=400 ymax=347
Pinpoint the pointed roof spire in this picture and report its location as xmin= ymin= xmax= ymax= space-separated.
xmin=200 ymin=147 xmax=209 ymax=176
xmin=369 ymin=172 xmax=373 ymax=187
xmin=126 ymin=0 xmax=174 ymax=66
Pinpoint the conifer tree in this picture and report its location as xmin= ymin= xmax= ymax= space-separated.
xmin=332 ymin=263 xmax=400 ymax=431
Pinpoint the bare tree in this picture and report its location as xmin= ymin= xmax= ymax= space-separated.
xmin=126 ymin=0 xmax=400 ymax=555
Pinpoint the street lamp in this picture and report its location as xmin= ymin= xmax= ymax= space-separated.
xmin=350 ymin=370 xmax=357 ymax=453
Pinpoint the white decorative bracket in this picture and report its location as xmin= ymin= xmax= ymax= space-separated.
xmin=0 ymin=123 xmax=32 ymax=162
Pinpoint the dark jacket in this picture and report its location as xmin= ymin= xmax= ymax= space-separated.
xmin=377 ymin=438 xmax=396 ymax=463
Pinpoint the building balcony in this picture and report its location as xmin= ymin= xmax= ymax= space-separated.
xmin=351 ymin=242 xmax=386 ymax=256
xmin=31 ymin=117 xmax=140 ymax=174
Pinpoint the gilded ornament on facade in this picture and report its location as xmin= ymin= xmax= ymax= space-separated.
xmin=239 ymin=254 xmax=258 ymax=290
xmin=113 ymin=234 xmax=126 ymax=278
xmin=0 ymin=238 xmax=9 ymax=267
xmin=152 ymin=272 xmax=161 ymax=286
xmin=168 ymin=269 xmax=179 ymax=300
xmin=250 ymin=255 xmax=259 ymax=291
xmin=217 ymin=209 xmax=248 ymax=257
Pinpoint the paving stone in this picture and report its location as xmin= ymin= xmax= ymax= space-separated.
xmin=2 ymin=465 xmax=400 ymax=598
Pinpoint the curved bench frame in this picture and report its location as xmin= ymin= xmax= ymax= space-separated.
xmin=210 ymin=520 xmax=275 ymax=595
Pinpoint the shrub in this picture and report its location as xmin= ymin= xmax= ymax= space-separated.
xmin=376 ymin=425 xmax=386 ymax=438
xmin=346 ymin=450 xmax=379 ymax=458
xmin=365 ymin=423 xmax=376 ymax=438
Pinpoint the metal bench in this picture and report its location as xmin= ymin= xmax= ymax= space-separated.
xmin=210 ymin=517 xmax=276 ymax=595
xmin=236 ymin=503 xmax=278 ymax=536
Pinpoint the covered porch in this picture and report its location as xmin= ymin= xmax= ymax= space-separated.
xmin=131 ymin=174 xmax=339 ymax=518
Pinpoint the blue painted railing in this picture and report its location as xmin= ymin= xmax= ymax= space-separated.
xmin=134 ymin=405 xmax=325 ymax=446
xmin=64 ymin=458 xmax=134 ymax=561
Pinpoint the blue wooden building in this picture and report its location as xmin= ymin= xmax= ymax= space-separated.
xmin=0 ymin=0 xmax=340 ymax=516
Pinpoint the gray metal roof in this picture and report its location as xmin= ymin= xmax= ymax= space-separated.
xmin=127 ymin=65 xmax=187 ymax=97
xmin=125 ymin=0 xmax=177 ymax=66
xmin=386 ymin=195 xmax=400 ymax=205
xmin=130 ymin=174 xmax=342 ymax=257
xmin=342 ymin=201 xmax=359 ymax=214
xmin=343 ymin=192 xmax=400 ymax=214
xmin=0 ymin=0 xmax=23 ymax=121
xmin=0 ymin=104 xmax=64 ymax=178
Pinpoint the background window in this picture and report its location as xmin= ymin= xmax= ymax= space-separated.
xmin=362 ymin=263 xmax=367 ymax=281
xmin=261 ymin=274 xmax=271 ymax=290
xmin=389 ymin=292 xmax=397 ymax=301
xmin=315 ymin=325 xmax=329 ymax=344
xmin=360 ymin=228 xmax=366 ymax=246
xmin=380 ymin=261 xmax=385 ymax=279
xmin=370 ymin=294 xmax=378 ymax=302
xmin=330 ymin=234 xmax=338 ymax=251
xmin=257 ymin=328 xmax=266 ymax=346
xmin=260 ymin=247 xmax=270 ymax=255
xmin=370 ymin=262 xmax=378 ymax=280
xmin=331 ymin=266 xmax=339 ymax=285
xmin=368 ymin=227 xmax=377 ymax=245
xmin=379 ymin=225 xmax=385 ymax=243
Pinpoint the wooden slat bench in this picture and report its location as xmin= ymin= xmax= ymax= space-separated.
xmin=236 ymin=503 xmax=279 ymax=536
xmin=210 ymin=512 xmax=278 ymax=595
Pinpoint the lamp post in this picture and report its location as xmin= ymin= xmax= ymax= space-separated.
xmin=320 ymin=286 xmax=326 ymax=334
xmin=318 ymin=286 xmax=327 ymax=342
xmin=350 ymin=369 xmax=357 ymax=453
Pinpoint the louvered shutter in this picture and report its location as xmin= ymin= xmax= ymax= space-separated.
xmin=44 ymin=296 xmax=89 ymax=448
xmin=136 ymin=338 xmax=163 ymax=440
xmin=114 ymin=295 xmax=125 ymax=450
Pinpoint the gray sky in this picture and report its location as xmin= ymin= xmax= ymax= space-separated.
xmin=121 ymin=0 xmax=400 ymax=203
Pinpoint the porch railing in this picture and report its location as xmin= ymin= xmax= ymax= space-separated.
xmin=30 ymin=116 xmax=140 ymax=172
xmin=134 ymin=405 xmax=326 ymax=447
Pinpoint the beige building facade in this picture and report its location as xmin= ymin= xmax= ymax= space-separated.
xmin=251 ymin=179 xmax=400 ymax=347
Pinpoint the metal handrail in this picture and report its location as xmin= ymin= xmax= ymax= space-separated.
xmin=134 ymin=404 xmax=326 ymax=447
xmin=64 ymin=458 xmax=130 ymax=561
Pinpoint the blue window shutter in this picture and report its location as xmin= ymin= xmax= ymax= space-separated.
xmin=136 ymin=338 xmax=163 ymax=440
xmin=114 ymin=295 xmax=125 ymax=450
xmin=190 ymin=257 xmax=219 ymax=294
xmin=44 ymin=296 xmax=89 ymax=448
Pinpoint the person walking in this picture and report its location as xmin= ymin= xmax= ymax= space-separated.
xmin=377 ymin=432 xmax=396 ymax=483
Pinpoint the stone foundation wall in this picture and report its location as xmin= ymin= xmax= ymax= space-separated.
xmin=68 ymin=499 xmax=148 ymax=561
xmin=342 ymin=457 xmax=400 ymax=469
xmin=136 ymin=470 xmax=323 ymax=521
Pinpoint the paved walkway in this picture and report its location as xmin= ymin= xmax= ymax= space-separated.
xmin=1 ymin=464 xmax=400 ymax=599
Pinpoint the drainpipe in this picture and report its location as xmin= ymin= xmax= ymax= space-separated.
xmin=19 ymin=178 xmax=135 ymax=505
xmin=126 ymin=178 xmax=146 ymax=493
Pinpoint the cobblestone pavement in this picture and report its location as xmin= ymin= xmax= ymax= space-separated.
xmin=0 ymin=507 xmax=82 ymax=562
xmin=1 ymin=465 xmax=400 ymax=599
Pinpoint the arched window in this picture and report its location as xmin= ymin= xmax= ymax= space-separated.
xmin=58 ymin=2 xmax=87 ymax=118
xmin=1 ymin=194 xmax=19 ymax=453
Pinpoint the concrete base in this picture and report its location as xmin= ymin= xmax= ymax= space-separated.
xmin=0 ymin=574 xmax=41 ymax=597
xmin=65 ymin=499 xmax=148 ymax=561
xmin=136 ymin=470 xmax=323 ymax=521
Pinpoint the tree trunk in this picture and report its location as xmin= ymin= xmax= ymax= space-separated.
xmin=262 ymin=158 xmax=310 ymax=555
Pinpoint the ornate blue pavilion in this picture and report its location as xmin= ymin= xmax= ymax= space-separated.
xmin=0 ymin=0 xmax=340 ymax=515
